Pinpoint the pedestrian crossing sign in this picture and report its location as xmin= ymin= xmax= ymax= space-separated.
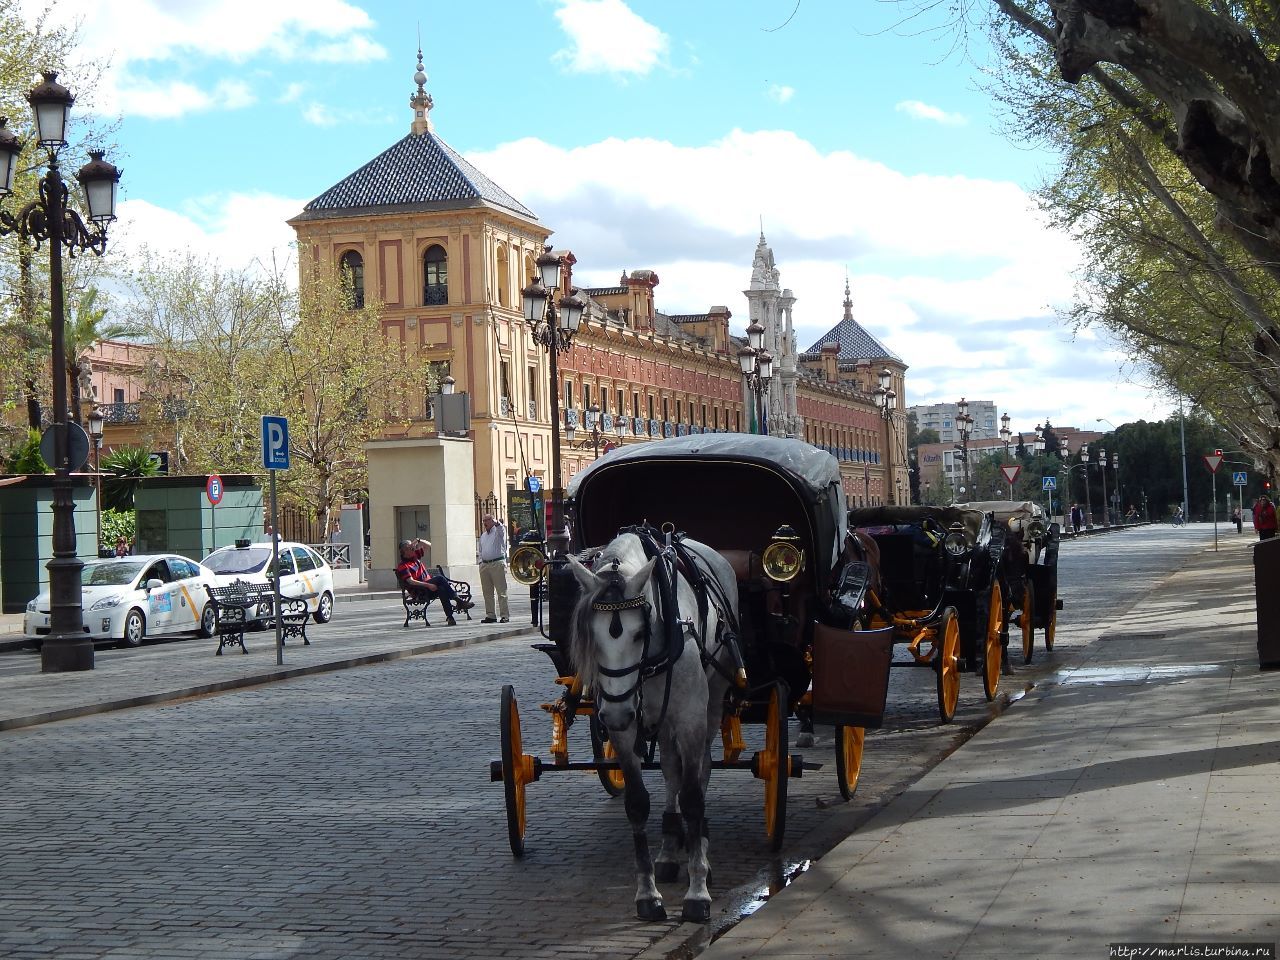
xmin=1233 ymin=471 xmax=1248 ymax=486
xmin=1042 ymin=476 xmax=1056 ymax=491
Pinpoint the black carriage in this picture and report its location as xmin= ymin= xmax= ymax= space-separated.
xmin=493 ymin=435 xmax=897 ymax=855
xmin=959 ymin=501 xmax=1062 ymax=665
xmin=845 ymin=504 xmax=1009 ymax=722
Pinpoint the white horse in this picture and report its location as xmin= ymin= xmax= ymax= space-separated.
xmin=567 ymin=530 xmax=739 ymax=923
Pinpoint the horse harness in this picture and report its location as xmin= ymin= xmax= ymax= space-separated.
xmin=591 ymin=525 xmax=742 ymax=738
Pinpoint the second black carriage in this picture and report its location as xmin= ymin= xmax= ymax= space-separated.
xmin=493 ymin=435 xmax=897 ymax=854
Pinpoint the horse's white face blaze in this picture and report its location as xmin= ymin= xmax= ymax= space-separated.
xmin=571 ymin=554 xmax=656 ymax=731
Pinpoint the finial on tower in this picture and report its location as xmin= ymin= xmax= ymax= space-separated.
xmin=843 ymin=271 xmax=853 ymax=321
xmin=410 ymin=42 xmax=434 ymax=135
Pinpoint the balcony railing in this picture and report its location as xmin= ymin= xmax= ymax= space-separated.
xmin=100 ymin=402 xmax=141 ymax=425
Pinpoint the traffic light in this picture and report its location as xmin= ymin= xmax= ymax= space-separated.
xmin=1266 ymin=480 xmax=1272 ymax=492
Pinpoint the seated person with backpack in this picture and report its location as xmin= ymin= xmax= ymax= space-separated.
xmin=395 ymin=538 xmax=473 ymax=625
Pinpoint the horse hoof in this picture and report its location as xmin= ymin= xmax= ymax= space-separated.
xmin=654 ymin=861 xmax=679 ymax=884
xmin=636 ymin=898 xmax=667 ymax=922
xmin=795 ymin=732 xmax=815 ymax=748
xmin=681 ymin=899 xmax=711 ymax=924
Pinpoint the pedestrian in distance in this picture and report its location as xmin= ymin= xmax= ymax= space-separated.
xmin=1125 ymin=504 xmax=1139 ymax=524
xmin=1232 ymin=506 xmax=1244 ymax=534
xmin=395 ymin=538 xmax=473 ymax=625
xmin=114 ymin=535 xmax=130 ymax=557
xmin=1172 ymin=505 xmax=1185 ymax=526
xmin=1253 ymin=494 xmax=1277 ymax=541
xmin=476 ymin=513 xmax=510 ymax=623
xmin=1069 ymin=502 xmax=1084 ymax=535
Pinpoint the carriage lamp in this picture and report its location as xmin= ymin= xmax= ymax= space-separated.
xmin=509 ymin=543 xmax=546 ymax=586
xmin=944 ymin=522 xmax=970 ymax=557
xmin=762 ymin=525 xmax=805 ymax=582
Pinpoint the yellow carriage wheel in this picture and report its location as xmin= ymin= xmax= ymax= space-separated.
xmin=983 ymin=580 xmax=1003 ymax=702
xmin=1045 ymin=598 xmax=1057 ymax=651
xmin=761 ymin=681 xmax=790 ymax=852
xmin=935 ymin=607 xmax=961 ymax=723
xmin=835 ymin=725 xmax=865 ymax=801
xmin=1021 ymin=580 xmax=1036 ymax=665
xmin=500 ymin=685 xmax=528 ymax=857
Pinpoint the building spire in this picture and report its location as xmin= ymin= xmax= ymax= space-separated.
xmin=843 ymin=272 xmax=853 ymax=321
xmin=410 ymin=43 xmax=434 ymax=135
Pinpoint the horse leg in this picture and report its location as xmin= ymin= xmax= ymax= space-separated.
xmin=654 ymin=763 xmax=684 ymax=884
xmin=676 ymin=738 xmax=712 ymax=923
xmin=616 ymin=726 xmax=664 ymax=921
xmin=795 ymin=695 xmax=815 ymax=748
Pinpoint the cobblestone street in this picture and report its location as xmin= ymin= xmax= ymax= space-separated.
xmin=0 ymin=525 xmax=1214 ymax=959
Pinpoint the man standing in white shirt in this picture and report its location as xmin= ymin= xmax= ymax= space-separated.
xmin=477 ymin=514 xmax=510 ymax=623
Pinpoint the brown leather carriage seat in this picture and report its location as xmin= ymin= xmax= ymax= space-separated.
xmin=717 ymin=549 xmax=761 ymax=584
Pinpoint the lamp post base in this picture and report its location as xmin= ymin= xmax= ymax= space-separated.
xmin=41 ymin=635 xmax=94 ymax=672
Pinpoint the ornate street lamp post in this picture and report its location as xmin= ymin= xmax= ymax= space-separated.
xmin=87 ymin=406 xmax=103 ymax=553
xmin=876 ymin=368 xmax=897 ymax=504
xmin=1099 ymin=447 xmax=1110 ymax=526
xmin=566 ymin=402 xmax=603 ymax=458
xmin=1080 ymin=443 xmax=1094 ymax=529
xmin=737 ymin=321 xmax=773 ymax=435
xmin=999 ymin=412 xmax=1013 ymax=500
xmin=521 ymin=246 xmax=584 ymax=560
xmin=955 ymin=397 xmax=974 ymax=497
xmin=0 ymin=73 xmax=123 ymax=673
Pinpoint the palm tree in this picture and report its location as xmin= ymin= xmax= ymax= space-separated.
xmin=100 ymin=445 xmax=160 ymax=511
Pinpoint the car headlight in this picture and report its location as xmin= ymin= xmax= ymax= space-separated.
xmin=91 ymin=595 xmax=125 ymax=610
xmin=944 ymin=531 xmax=969 ymax=557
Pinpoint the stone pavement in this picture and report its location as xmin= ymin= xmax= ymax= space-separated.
xmin=693 ymin=535 xmax=1279 ymax=959
xmin=0 ymin=588 xmax=537 ymax=731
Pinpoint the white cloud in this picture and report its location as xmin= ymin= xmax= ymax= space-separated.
xmin=895 ymin=100 xmax=967 ymax=126
xmin=552 ymin=0 xmax=669 ymax=76
xmin=279 ymin=82 xmax=306 ymax=104
xmin=767 ymin=84 xmax=795 ymax=105
xmin=55 ymin=0 xmax=386 ymax=118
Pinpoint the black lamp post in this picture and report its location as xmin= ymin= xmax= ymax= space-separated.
xmin=1099 ymin=447 xmax=1110 ymax=526
xmin=999 ymin=412 xmax=1013 ymax=500
xmin=956 ymin=397 xmax=974 ymax=497
xmin=876 ymin=368 xmax=897 ymax=504
xmin=566 ymin=402 xmax=603 ymax=458
xmin=737 ymin=321 xmax=773 ymax=435
xmin=1080 ymin=442 xmax=1094 ymax=529
xmin=87 ymin=406 xmax=103 ymax=552
xmin=0 ymin=73 xmax=122 ymax=673
xmin=521 ymin=246 xmax=584 ymax=559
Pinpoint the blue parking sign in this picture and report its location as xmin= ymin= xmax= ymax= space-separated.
xmin=261 ymin=415 xmax=290 ymax=470
xmin=1042 ymin=476 xmax=1056 ymax=491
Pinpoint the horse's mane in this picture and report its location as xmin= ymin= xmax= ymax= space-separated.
xmin=569 ymin=534 xmax=651 ymax=690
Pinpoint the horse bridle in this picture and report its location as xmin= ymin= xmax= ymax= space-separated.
xmin=591 ymin=575 xmax=658 ymax=705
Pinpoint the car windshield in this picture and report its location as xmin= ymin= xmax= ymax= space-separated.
xmin=204 ymin=547 xmax=271 ymax=575
xmin=82 ymin=561 xmax=144 ymax=587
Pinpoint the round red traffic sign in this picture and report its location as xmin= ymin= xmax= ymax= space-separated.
xmin=206 ymin=474 xmax=224 ymax=505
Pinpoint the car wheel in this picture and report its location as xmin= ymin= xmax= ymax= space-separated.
xmin=198 ymin=603 xmax=217 ymax=638
xmin=120 ymin=609 xmax=146 ymax=648
xmin=313 ymin=591 xmax=334 ymax=624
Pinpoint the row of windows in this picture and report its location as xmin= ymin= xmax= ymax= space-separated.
xmin=339 ymin=246 xmax=447 ymax=309
xmin=562 ymin=380 xmax=743 ymax=433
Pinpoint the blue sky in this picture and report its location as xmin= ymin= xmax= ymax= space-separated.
xmin=43 ymin=0 xmax=1172 ymax=432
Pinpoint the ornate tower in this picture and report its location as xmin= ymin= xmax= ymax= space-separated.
xmin=742 ymin=231 xmax=801 ymax=437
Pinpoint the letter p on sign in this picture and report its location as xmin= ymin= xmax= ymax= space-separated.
xmin=262 ymin=415 xmax=290 ymax=470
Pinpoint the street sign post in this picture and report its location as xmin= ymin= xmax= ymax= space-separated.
xmin=1041 ymin=475 xmax=1056 ymax=521
xmin=1204 ymin=453 xmax=1223 ymax=552
xmin=1000 ymin=464 xmax=1022 ymax=501
xmin=261 ymin=416 xmax=290 ymax=665
xmin=206 ymin=474 xmax=223 ymax=552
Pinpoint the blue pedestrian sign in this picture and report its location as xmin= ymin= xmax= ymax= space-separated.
xmin=261 ymin=416 xmax=290 ymax=470
xmin=526 ymin=475 xmax=542 ymax=493
xmin=1233 ymin=471 xmax=1248 ymax=486
xmin=1042 ymin=476 xmax=1057 ymax=491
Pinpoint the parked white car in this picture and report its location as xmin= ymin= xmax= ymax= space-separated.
xmin=24 ymin=554 xmax=220 ymax=648
xmin=202 ymin=541 xmax=335 ymax=624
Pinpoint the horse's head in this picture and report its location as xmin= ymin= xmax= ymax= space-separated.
xmin=567 ymin=552 xmax=657 ymax=732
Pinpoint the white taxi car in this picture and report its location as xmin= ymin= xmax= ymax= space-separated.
xmin=202 ymin=541 xmax=335 ymax=624
xmin=24 ymin=554 xmax=220 ymax=648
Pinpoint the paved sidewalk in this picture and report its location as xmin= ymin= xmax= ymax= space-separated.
xmin=0 ymin=591 xmax=540 ymax=731
xmin=698 ymin=536 xmax=1279 ymax=958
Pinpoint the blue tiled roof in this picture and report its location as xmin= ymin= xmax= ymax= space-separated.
xmin=299 ymin=132 xmax=536 ymax=220
xmin=802 ymin=317 xmax=901 ymax=363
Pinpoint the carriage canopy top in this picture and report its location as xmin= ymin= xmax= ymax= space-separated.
xmin=568 ymin=434 xmax=848 ymax=576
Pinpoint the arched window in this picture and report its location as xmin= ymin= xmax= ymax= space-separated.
xmin=339 ymin=250 xmax=364 ymax=309
xmin=423 ymin=244 xmax=448 ymax=305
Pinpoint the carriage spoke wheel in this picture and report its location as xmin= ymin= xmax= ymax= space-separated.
xmin=1044 ymin=597 xmax=1057 ymax=652
xmin=759 ymin=681 xmax=790 ymax=851
xmin=983 ymin=581 xmax=1003 ymax=702
xmin=1020 ymin=580 xmax=1036 ymax=665
xmin=835 ymin=725 xmax=865 ymax=801
xmin=500 ymin=685 xmax=529 ymax=857
xmin=934 ymin=607 xmax=961 ymax=723
xmin=589 ymin=711 xmax=626 ymax=797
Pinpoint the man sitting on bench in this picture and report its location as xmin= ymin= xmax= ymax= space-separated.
xmin=396 ymin=538 xmax=473 ymax=625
